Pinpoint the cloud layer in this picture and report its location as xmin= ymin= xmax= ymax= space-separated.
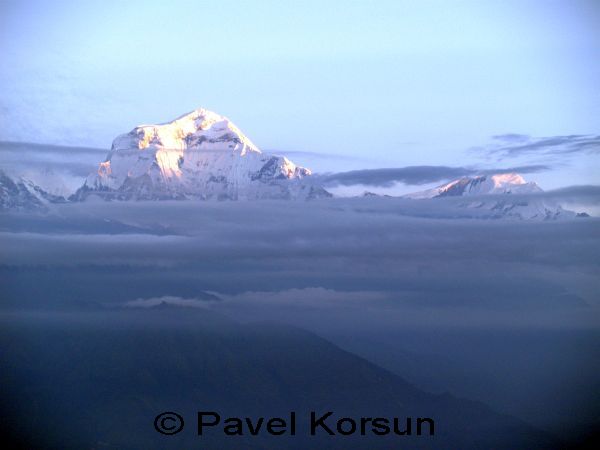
xmin=1 ymin=199 xmax=598 ymax=330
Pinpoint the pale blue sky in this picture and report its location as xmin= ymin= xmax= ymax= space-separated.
xmin=1 ymin=0 xmax=598 ymax=188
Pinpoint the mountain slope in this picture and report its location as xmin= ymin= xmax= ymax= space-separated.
xmin=73 ymin=108 xmax=331 ymax=201
xmin=0 ymin=309 xmax=559 ymax=449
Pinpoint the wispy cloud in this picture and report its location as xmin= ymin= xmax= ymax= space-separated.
xmin=0 ymin=141 xmax=105 ymax=177
xmin=476 ymin=134 xmax=600 ymax=159
xmin=317 ymin=165 xmax=550 ymax=187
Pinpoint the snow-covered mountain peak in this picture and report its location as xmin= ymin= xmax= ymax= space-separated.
xmin=489 ymin=172 xmax=526 ymax=186
xmin=408 ymin=173 xmax=542 ymax=199
xmin=403 ymin=172 xmax=578 ymax=220
xmin=74 ymin=108 xmax=328 ymax=201
xmin=111 ymin=108 xmax=260 ymax=156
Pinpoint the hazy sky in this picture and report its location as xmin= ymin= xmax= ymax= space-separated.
xmin=1 ymin=0 xmax=598 ymax=189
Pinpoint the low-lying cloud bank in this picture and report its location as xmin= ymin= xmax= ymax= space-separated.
xmin=119 ymin=286 xmax=598 ymax=330
xmin=0 ymin=199 xmax=598 ymax=330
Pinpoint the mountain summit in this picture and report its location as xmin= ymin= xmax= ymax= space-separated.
xmin=73 ymin=108 xmax=329 ymax=201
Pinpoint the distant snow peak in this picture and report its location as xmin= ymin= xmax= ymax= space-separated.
xmin=74 ymin=108 xmax=327 ymax=201
xmin=0 ymin=169 xmax=65 ymax=211
xmin=405 ymin=173 xmax=542 ymax=200
xmin=404 ymin=173 xmax=575 ymax=220
xmin=18 ymin=167 xmax=74 ymax=198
